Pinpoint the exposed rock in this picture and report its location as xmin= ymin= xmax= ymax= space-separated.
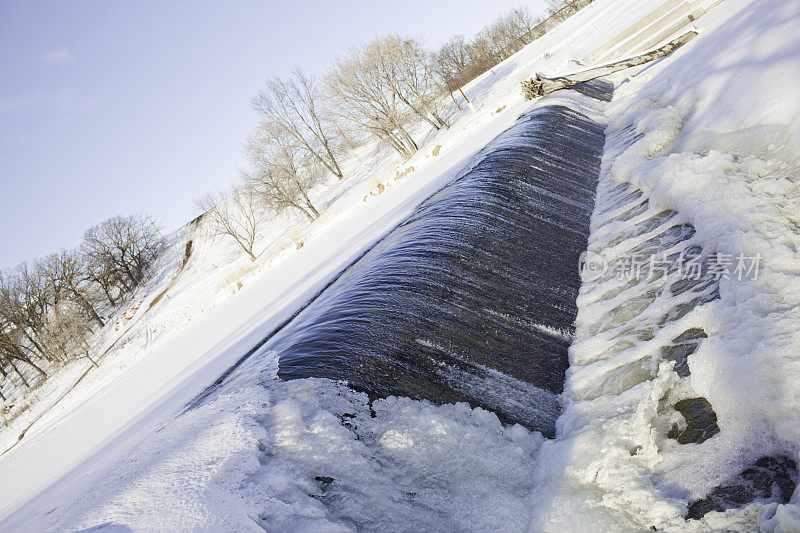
xmin=315 ymin=476 xmax=334 ymax=491
xmin=667 ymin=397 xmax=719 ymax=444
xmin=688 ymin=456 xmax=799 ymax=519
xmin=660 ymin=328 xmax=707 ymax=378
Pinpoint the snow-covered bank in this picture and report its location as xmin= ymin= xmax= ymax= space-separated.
xmin=2 ymin=0 xmax=796 ymax=530
xmin=43 ymin=350 xmax=545 ymax=531
xmin=0 ymin=0 xmax=648 ymax=524
xmin=0 ymin=91 xmax=608 ymax=531
xmin=529 ymin=0 xmax=800 ymax=530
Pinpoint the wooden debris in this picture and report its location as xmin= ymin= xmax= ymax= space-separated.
xmin=522 ymin=31 xmax=698 ymax=100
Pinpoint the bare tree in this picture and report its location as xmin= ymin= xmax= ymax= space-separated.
xmin=84 ymin=253 xmax=120 ymax=307
xmin=432 ymin=35 xmax=473 ymax=95
xmin=476 ymin=8 xmax=538 ymax=64
xmin=0 ymin=271 xmax=49 ymax=381
xmin=326 ymin=45 xmax=419 ymax=159
xmin=0 ymin=321 xmax=47 ymax=383
xmin=487 ymin=7 xmax=539 ymax=51
xmin=82 ymin=215 xmax=161 ymax=290
xmin=545 ymin=0 xmax=583 ymax=16
xmin=0 ymin=216 xmax=160 ymax=389
xmin=252 ymin=69 xmax=346 ymax=180
xmin=367 ymin=35 xmax=449 ymax=131
xmin=509 ymin=7 xmax=539 ymax=42
xmin=44 ymin=249 xmax=104 ymax=327
xmin=40 ymin=301 xmax=97 ymax=367
xmin=245 ymin=124 xmax=323 ymax=222
xmin=0 ymin=263 xmax=61 ymax=362
xmin=432 ymin=6 xmax=541 ymax=93
xmin=197 ymin=184 xmax=265 ymax=261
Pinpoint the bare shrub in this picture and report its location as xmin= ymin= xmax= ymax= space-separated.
xmin=197 ymin=184 xmax=265 ymax=262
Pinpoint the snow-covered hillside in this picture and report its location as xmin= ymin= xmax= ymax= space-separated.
xmin=1 ymin=0 xmax=798 ymax=530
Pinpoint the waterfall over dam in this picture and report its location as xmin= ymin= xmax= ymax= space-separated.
xmin=190 ymin=83 xmax=612 ymax=437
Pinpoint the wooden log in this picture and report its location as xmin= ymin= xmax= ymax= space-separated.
xmin=522 ymin=31 xmax=698 ymax=100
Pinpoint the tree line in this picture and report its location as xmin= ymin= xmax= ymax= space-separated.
xmin=0 ymin=215 xmax=160 ymax=396
xmin=1 ymin=0 xmax=590 ymax=399
xmin=200 ymin=1 xmax=592 ymax=260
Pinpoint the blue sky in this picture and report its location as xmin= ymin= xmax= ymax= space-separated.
xmin=0 ymin=0 xmax=546 ymax=269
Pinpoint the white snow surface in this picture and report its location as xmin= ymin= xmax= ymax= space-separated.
xmin=1 ymin=0 xmax=798 ymax=531
xmin=49 ymin=350 xmax=544 ymax=531
xmin=529 ymin=0 xmax=800 ymax=531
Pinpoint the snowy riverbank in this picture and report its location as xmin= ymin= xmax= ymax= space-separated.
xmin=1 ymin=0 xmax=798 ymax=530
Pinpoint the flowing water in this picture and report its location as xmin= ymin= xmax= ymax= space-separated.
xmin=218 ymin=89 xmax=609 ymax=438
xmin=178 ymin=81 xmax=798 ymax=524
xmin=564 ymin=122 xmax=799 ymax=521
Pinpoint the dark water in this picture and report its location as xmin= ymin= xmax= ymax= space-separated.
xmin=187 ymin=84 xmax=611 ymax=436
xmin=253 ymin=96 xmax=609 ymax=436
